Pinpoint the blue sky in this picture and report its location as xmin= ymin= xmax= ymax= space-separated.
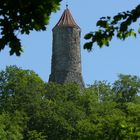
xmin=0 ymin=0 xmax=140 ymax=85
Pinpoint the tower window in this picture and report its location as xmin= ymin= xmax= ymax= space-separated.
xmin=67 ymin=28 xmax=72 ymax=33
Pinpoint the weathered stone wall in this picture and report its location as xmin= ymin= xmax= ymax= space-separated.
xmin=49 ymin=26 xmax=84 ymax=88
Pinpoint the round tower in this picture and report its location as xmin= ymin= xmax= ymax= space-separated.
xmin=49 ymin=7 xmax=84 ymax=88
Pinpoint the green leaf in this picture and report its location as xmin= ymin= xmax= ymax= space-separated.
xmin=96 ymin=20 xmax=108 ymax=28
xmin=130 ymin=31 xmax=136 ymax=38
xmin=84 ymin=33 xmax=93 ymax=40
xmin=84 ymin=42 xmax=93 ymax=50
xmin=138 ymin=28 xmax=140 ymax=33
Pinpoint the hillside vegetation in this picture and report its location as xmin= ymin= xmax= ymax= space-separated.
xmin=0 ymin=66 xmax=140 ymax=140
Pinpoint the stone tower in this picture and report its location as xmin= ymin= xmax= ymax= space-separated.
xmin=49 ymin=7 xmax=84 ymax=88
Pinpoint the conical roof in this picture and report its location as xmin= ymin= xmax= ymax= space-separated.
xmin=53 ymin=8 xmax=80 ymax=30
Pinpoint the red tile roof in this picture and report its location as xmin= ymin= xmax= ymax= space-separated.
xmin=53 ymin=8 xmax=80 ymax=29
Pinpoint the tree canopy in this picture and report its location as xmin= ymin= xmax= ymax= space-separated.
xmin=84 ymin=4 xmax=140 ymax=51
xmin=0 ymin=0 xmax=61 ymax=56
xmin=0 ymin=66 xmax=140 ymax=139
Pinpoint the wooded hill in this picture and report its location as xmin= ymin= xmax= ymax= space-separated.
xmin=0 ymin=66 xmax=140 ymax=140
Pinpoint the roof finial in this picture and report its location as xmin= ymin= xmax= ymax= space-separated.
xmin=66 ymin=1 xmax=68 ymax=9
xmin=66 ymin=4 xmax=68 ymax=9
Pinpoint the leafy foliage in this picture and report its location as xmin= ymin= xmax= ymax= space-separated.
xmin=84 ymin=4 xmax=140 ymax=51
xmin=0 ymin=66 xmax=140 ymax=139
xmin=113 ymin=74 xmax=140 ymax=103
xmin=0 ymin=112 xmax=26 ymax=140
xmin=0 ymin=0 xmax=61 ymax=55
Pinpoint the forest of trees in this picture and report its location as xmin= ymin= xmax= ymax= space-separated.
xmin=0 ymin=66 xmax=140 ymax=139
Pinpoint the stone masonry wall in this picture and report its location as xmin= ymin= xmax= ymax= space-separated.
xmin=49 ymin=26 xmax=84 ymax=88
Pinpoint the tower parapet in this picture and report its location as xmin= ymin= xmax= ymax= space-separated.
xmin=49 ymin=8 xmax=84 ymax=88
